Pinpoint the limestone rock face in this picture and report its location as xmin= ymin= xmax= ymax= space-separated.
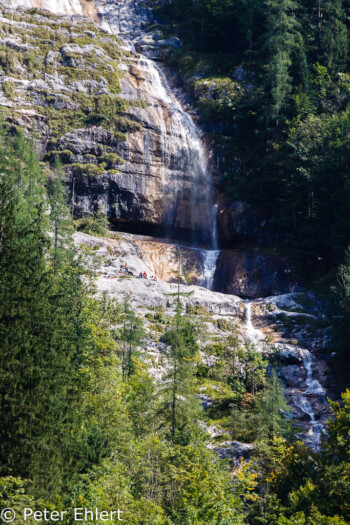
xmin=0 ymin=0 xmax=98 ymax=19
xmin=0 ymin=3 xmax=216 ymax=244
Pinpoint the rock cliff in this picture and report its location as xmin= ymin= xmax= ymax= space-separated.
xmin=0 ymin=1 xmax=216 ymax=243
xmin=0 ymin=0 xmax=296 ymax=296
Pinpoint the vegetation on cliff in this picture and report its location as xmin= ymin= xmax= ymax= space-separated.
xmin=1 ymin=2 xmax=350 ymax=524
xmin=0 ymin=128 xmax=349 ymax=524
xmin=153 ymin=0 xmax=350 ymax=376
xmin=158 ymin=0 xmax=350 ymax=277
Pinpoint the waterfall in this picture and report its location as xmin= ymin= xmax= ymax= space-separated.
xmin=96 ymin=0 xmax=220 ymax=287
xmin=93 ymin=1 xmax=330 ymax=448
xmin=244 ymin=302 xmax=265 ymax=344
xmin=200 ymin=204 xmax=219 ymax=290
xmin=201 ymin=249 xmax=220 ymax=290
xmin=244 ymin=302 xmax=326 ymax=447
xmin=294 ymin=350 xmax=325 ymax=446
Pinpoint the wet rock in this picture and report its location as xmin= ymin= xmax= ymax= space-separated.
xmin=279 ymin=345 xmax=304 ymax=365
xmin=214 ymin=249 xmax=296 ymax=298
xmin=158 ymin=37 xmax=182 ymax=48
xmin=282 ymin=365 xmax=307 ymax=388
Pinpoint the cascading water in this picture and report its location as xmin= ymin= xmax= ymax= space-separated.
xmin=199 ymin=204 xmax=220 ymax=290
xmin=244 ymin=302 xmax=265 ymax=345
xmin=294 ymin=349 xmax=326 ymax=446
xmin=96 ymin=0 xmax=220 ymax=288
xmin=243 ymin=300 xmax=327 ymax=447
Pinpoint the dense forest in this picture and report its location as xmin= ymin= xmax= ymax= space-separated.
xmin=2 ymin=0 xmax=350 ymax=523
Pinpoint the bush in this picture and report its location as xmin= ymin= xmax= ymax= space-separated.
xmin=99 ymin=152 xmax=125 ymax=167
xmin=71 ymin=163 xmax=105 ymax=177
xmin=186 ymin=304 xmax=210 ymax=316
xmin=2 ymin=80 xmax=16 ymax=100
xmin=47 ymin=149 xmax=74 ymax=164
xmin=216 ymin=318 xmax=234 ymax=331
xmin=75 ymin=211 xmax=109 ymax=236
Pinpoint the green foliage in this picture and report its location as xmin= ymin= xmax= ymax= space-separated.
xmin=74 ymin=210 xmax=109 ymax=237
xmin=0 ymin=129 xmax=246 ymax=521
xmin=2 ymin=79 xmax=16 ymax=100
xmin=162 ymin=0 xmax=350 ymax=287
xmin=263 ymin=0 xmax=300 ymax=123
xmin=161 ymin=303 xmax=203 ymax=446
xmin=0 ymin=129 xmax=91 ymax=496
xmin=46 ymin=149 xmax=74 ymax=164
xmin=70 ymin=162 xmax=105 ymax=177
xmin=120 ymin=298 xmax=145 ymax=378
xmin=186 ymin=303 xmax=210 ymax=316
xmin=99 ymin=152 xmax=125 ymax=167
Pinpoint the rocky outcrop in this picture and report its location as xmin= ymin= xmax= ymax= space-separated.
xmin=74 ymin=231 xmax=242 ymax=314
xmin=210 ymin=441 xmax=255 ymax=463
xmin=0 ymin=4 xmax=216 ymax=244
xmin=72 ymin=230 xmax=295 ymax=297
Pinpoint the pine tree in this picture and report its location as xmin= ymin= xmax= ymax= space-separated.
xmin=161 ymin=303 xmax=202 ymax=446
xmin=0 ymin=129 xmax=92 ymax=496
xmin=120 ymin=298 xmax=144 ymax=378
xmin=258 ymin=371 xmax=289 ymax=439
xmin=318 ymin=0 xmax=348 ymax=73
xmin=47 ymin=158 xmax=74 ymax=273
xmin=264 ymin=0 xmax=299 ymax=126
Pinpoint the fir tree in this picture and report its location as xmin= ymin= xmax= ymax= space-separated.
xmin=264 ymin=0 xmax=299 ymax=126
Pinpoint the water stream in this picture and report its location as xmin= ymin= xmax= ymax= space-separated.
xmin=295 ymin=349 xmax=326 ymax=446
xmin=244 ymin=300 xmax=327 ymax=447
xmin=96 ymin=0 xmax=219 ymax=289
xmin=244 ymin=302 xmax=265 ymax=344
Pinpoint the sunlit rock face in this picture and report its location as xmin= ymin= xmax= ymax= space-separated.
xmin=0 ymin=0 xmax=85 ymax=15
xmin=96 ymin=0 xmax=216 ymax=245
xmin=0 ymin=0 xmax=216 ymax=245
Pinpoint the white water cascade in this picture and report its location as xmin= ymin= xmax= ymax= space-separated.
xmin=244 ymin=301 xmax=326 ymax=447
xmin=139 ymin=57 xmax=216 ymax=243
xmin=96 ymin=0 xmax=220 ymax=288
xmin=294 ymin=350 xmax=326 ymax=446
xmin=200 ymin=204 xmax=220 ymax=290
xmin=244 ymin=302 xmax=265 ymax=345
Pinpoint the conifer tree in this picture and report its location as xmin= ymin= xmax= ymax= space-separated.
xmin=258 ymin=371 xmax=289 ymax=439
xmin=120 ymin=298 xmax=144 ymax=378
xmin=161 ymin=303 xmax=202 ymax=446
xmin=0 ymin=129 xmax=91 ymax=496
xmin=47 ymin=158 xmax=74 ymax=273
xmin=264 ymin=0 xmax=299 ymax=126
xmin=318 ymin=0 xmax=348 ymax=73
